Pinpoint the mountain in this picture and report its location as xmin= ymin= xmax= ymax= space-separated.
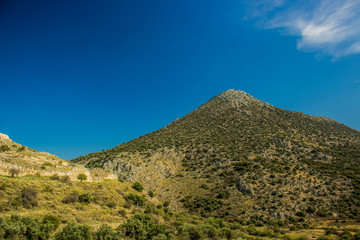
xmin=72 ymin=89 xmax=360 ymax=222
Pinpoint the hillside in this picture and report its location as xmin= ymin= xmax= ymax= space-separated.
xmin=2 ymin=135 xmax=349 ymax=240
xmin=4 ymin=174 xmax=359 ymax=240
xmin=0 ymin=133 xmax=116 ymax=182
xmin=72 ymin=89 xmax=360 ymax=224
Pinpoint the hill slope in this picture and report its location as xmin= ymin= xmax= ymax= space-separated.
xmin=0 ymin=133 xmax=116 ymax=182
xmin=72 ymin=89 xmax=360 ymax=222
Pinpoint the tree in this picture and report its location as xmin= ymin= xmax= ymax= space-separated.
xmin=77 ymin=173 xmax=87 ymax=182
xmin=9 ymin=168 xmax=20 ymax=178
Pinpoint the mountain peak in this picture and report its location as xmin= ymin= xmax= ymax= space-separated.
xmin=212 ymin=89 xmax=266 ymax=107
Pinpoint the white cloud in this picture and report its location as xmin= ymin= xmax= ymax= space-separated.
xmin=246 ymin=0 xmax=360 ymax=58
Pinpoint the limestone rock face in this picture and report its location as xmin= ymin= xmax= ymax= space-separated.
xmin=236 ymin=177 xmax=252 ymax=194
xmin=0 ymin=133 xmax=10 ymax=140
xmin=102 ymin=148 xmax=182 ymax=190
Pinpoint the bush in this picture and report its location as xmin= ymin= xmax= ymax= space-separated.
xmin=54 ymin=222 xmax=92 ymax=240
xmin=77 ymin=174 xmax=88 ymax=182
xmin=296 ymin=212 xmax=307 ymax=217
xmin=219 ymin=227 xmax=232 ymax=240
xmin=306 ymin=206 xmax=315 ymax=213
xmin=124 ymin=194 xmax=146 ymax=207
xmin=325 ymin=228 xmax=338 ymax=235
xmin=0 ymin=183 xmax=9 ymax=190
xmin=106 ymin=201 xmax=117 ymax=209
xmin=0 ymin=215 xmax=55 ymax=239
xmin=0 ymin=145 xmax=10 ymax=152
xmin=61 ymin=175 xmax=71 ymax=183
xmin=352 ymin=233 xmax=360 ymax=240
xmin=163 ymin=201 xmax=170 ymax=208
xmin=42 ymin=162 xmax=53 ymax=167
xmin=63 ymin=192 xmax=79 ymax=204
xmin=148 ymin=190 xmax=155 ymax=198
xmin=121 ymin=213 xmax=167 ymax=240
xmin=96 ymin=224 xmax=122 ymax=240
xmin=179 ymin=224 xmax=203 ymax=240
xmin=216 ymin=191 xmax=230 ymax=199
xmin=317 ymin=210 xmax=328 ymax=217
xmin=50 ymin=174 xmax=61 ymax=181
xmin=21 ymin=188 xmax=38 ymax=209
xmin=17 ymin=146 xmax=25 ymax=152
xmin=132 ymin=182 xmax=144 ymax=192
xmin=78 ymin=193 xmax=92 ymax=204
xmin=42 ymin=215 xmax=60 ymax=231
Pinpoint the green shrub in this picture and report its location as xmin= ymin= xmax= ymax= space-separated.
xmin=42 ymin=162 xmax=53 ymax=167
xmin=120 ymin=213 xmax=167 ymax=240
xmin=132 ymin=182 xmax=144 ymax=192
xmin=77 ymin=174 xmax=87 ymax=182
xmin=17 ymin=146 xmax=25 ymax=152
xmin=0 ymin=145 xmax=10 ymax=152
xmin=50 ymin=174 xmax=61 ymax=181
xmin=163 ymin=201 xmax=170 ymax=207
xmin=216 ymin=191 xmax=230 ymax=199
xmin=96 ymin=224 xmax=122 ymax=240
xmin=61 ymin=175 xmax=71 ymax=183
xmin=124 ymin=194 xmax=146 ymax=207
xmin=0 ymin=183 xmax=8 ymax=190
xmin=352 ymin=233 xmax=360 ymax=240
xmin=78 ymin=193 xmax=92 ymax=204
xmin=55 ymin=222 xmax=92 ymax=240
xmin=178 ymin=224 xmax=203 ymax=240
xmin=317 ymin=210 xmax=328 ymax=217
xmin=106 ymin=201 xmax=117 ymax=209
xmin=0 ymin=215 xmax=55 ymax=240
xmin=199 ymin=224 xmax=217 ymax=238
xmin=219 ymin=227 xmax=232 ymax=240
xmin=42 ymin=215 xmax=60 ymax=231
xmin=296 ymin=211 xmax=307 ymax=217
xmin=148 ymin=190 xmax=155 ymax=198
xmin=306 ymin=206 xmax=316 ymax=213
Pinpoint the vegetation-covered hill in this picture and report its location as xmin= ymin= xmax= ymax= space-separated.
xmin=72 ymin=89 xmax=360 ymax=223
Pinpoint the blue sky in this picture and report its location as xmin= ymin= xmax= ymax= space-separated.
xmin=1 ymin=0 xmax=359 ymax=160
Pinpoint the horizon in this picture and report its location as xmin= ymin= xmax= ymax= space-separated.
xmin=1 ymin=0 xmax=359 ymax=160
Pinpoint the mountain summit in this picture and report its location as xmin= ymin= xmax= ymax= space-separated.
xmin=72 ymin=89 xmax=360 ymax=222
xmin=212 ymin=89 xmax=266 ymax=106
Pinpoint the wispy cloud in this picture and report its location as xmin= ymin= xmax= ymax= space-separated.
xmin=245 ymin=0 xmax=360 ymax=59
